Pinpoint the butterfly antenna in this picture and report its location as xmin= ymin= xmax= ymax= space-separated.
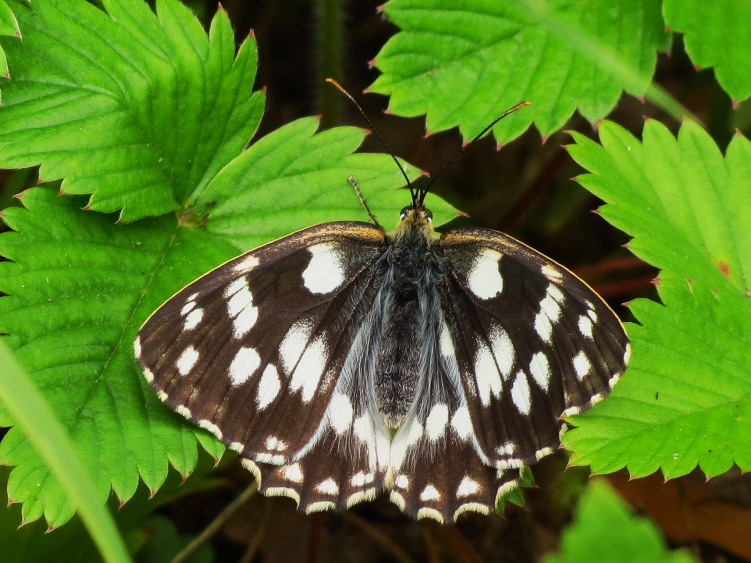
xmin=418 ymin=101 xmax=531 ymax=205
xmin=326 ymin=78 xmax=417 ymax=204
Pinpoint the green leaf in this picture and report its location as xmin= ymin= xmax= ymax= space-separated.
xmin=0 ymin=0 xmax=264 ymax=222
xmin=370 ymin=0 xmax=670 ymax=142
xmin=0 ymin=342 xmax=129 ymax=562
xmin=545 ymin=480 xmax=695 ymax=563
xmin=564 ymin=120 xmax=751 ymax=478
xmin=664 ymin=0 xmax=751 ymax=102
xmin=0 ymin=0 xmax=20 ymax=79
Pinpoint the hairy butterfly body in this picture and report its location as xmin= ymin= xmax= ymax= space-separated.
xmin=135 ymin=198 xmax=630 ymax=523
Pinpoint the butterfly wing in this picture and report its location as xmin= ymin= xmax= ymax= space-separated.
xmin=438 ymin=227 xmax=630 ymax=469
xmin=136 ymin=222 xmax=389 ymax=501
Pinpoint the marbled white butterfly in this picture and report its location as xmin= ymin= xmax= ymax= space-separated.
xmin=135 ymin=86 xmax=630 ymax=524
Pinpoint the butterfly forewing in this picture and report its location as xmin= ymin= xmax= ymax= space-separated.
xmin=438 ymin=227 xmax=630 ymax=469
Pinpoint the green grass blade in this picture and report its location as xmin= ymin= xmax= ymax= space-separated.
xmin=0 ymin=340 xmax=130 ymax=563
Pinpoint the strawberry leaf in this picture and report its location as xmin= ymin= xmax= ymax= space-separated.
xmin=564 ymin=120 xmax=751 ymax=479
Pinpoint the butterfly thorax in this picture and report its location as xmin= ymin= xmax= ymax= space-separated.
xmin=374 ymin=207 xmax=443 ymax=428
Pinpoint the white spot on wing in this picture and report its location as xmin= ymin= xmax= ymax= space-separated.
xmin=198 ymin=419 xmax=223 ymax=441
xmin=134 ymin=336 xmax=142 ymax=359
xmin=289 ymin=335 xmax=328 ymax=403
xmin=488 ymin=325 xmax=514 ymax=379
xmin=176 ymin=346 xmax=199 ymax=376
xmin=225 ymin=278 xmax=258 ymax=339
xmin=474 ymin=340 xmax=502 ymax=405
xmin=183 ymin=308 xmax=204 ymax=331
xmin=547 ymin=284 xmax=565 ymax=303
xmin=176 ymin=405 xmax=191 ymax=419
xmin=420 ymin=484 xmax=440 ymax=501
xmin=315 ymin=478 xmax=339 ymax=495
xmin=229 ymin=346 xmax=261 ymax=386
xmin=328 ymin=394 xmax=354 ymax=434
xmin=416 ymin=507 xmax=444 ymax=523
xmin=256 ymin=364 xmax=280 ymax=410
xmin=233 ymin=255 xmax=260 ymax=274
xmin=425 ymin=403 xmax=449 ymax=441
xmin=180 ymin=301 xmax=196 ymax=316
xmin=467 ymin=248 xmax=503 ymax=300
xmin=510 ymin=371 xmax=531 ymax=415
xmin=578 ymin=315 xmax=594 ymax=338
xmin=395 ymin=475 xmax=409 ymax=489
xmin=280 ymin=321 xmax=311 ymax=375
xmin=534 ymin=311 xmax=553 ymax=343
xmin=587 ymin=308 xmax=598 ymax=322
xmin=450 ymin=406 xmax=473 ymax=440
xmin=541 ymin=264 xmax=562 ymax=282
xmin=303 ymin=243 xmax=345 ymax=294
xmin=229 ymin=442 xmax=244 ymax=454
xmin=573 ymin=351 xmax=591 ymax=380
xmin=142 ymin=367 xmax=154 ymax=383
xmin=281 ymin=463 xmax=303 ymax=483
xmin=529 ymin=352 xmax=551 ymax=390
xmin=456 ymin=476 xmax=480 ymax=498
xmin=264 ymin=436 xmax=287 ymax=451
xmin=497 ymin=442 xmax=515 ymax=456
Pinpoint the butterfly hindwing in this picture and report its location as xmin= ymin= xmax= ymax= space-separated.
xmin=438 ymin=227 xmax=631 ymax=469
xmin=136 ymin=222 xmax=386 ymax=466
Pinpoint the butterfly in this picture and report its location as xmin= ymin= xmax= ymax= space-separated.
xmin=134 ymin=87 xmax=630 ymax=524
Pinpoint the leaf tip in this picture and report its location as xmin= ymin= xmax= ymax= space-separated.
xmin=423 ymin=128 xmax=432 ymax=139
xmin=376 ymin=4 xmax=386 ymax=13
xmin=592 ymin=119 xmax=603 ymax=132
xmin=651 ymin=277 xmax=661 ymax=285
xmin=732 ymin=99 xmax=740 ymax=110
xmin=540 ymin=135 xmax=549 ymax=145
xmin=457 ymin=209 xmax=469 ymax=217
xmin=637 ymin=96 xmax=645 ymax=104
xmin=148 ymin=488 xmax=158 ymax=499
xmin=694 ymin=64 xmax=701 ymax=72
xmin=249 ymin=28 xmax=255 ymax=38
xmin=495 ymin=142 xmax=504 ymax=152
xmin=718 ymin=260 xmax=730 ymax=276
xmin=217 ymin=2 xmax=224 ymax=10
xmin=367 ymin=58 xmax=377 ymax=69
xmin=118 ymin=499 xmax=127 ymax=509
xmin=12 ymin=191 xmax=24 ymax=200
xmin=45 ymin=526 xmax=56 ymax=534
xmin=664 ymin=26 xmax=671 ymax=32
xmin=735 ymin=128 xmax=744 ymax=137
xmin=362 ymin=128 xmax=372 ymax=136
xmin=590 ymin=208 xmax=600 ymax=215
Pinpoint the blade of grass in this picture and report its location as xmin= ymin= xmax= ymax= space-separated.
xmin=0 ymin=340 xmax=130 ymax=563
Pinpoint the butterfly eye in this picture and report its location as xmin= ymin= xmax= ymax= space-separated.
xmin=400 ymin=205 xmax=411 ymax=220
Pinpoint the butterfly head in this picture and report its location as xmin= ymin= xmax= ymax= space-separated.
xmin=394 ymin=200 xmax=435 ymax=240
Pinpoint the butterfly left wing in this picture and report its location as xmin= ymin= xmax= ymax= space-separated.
xmin=437 ymin=227 xmax=630 ymax=470
xmin=135 ymin=222 xmax=392 ymax=509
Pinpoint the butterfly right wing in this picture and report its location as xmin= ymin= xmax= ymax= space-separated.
xmin=438 ymin=227 xmax=630 ymax=470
